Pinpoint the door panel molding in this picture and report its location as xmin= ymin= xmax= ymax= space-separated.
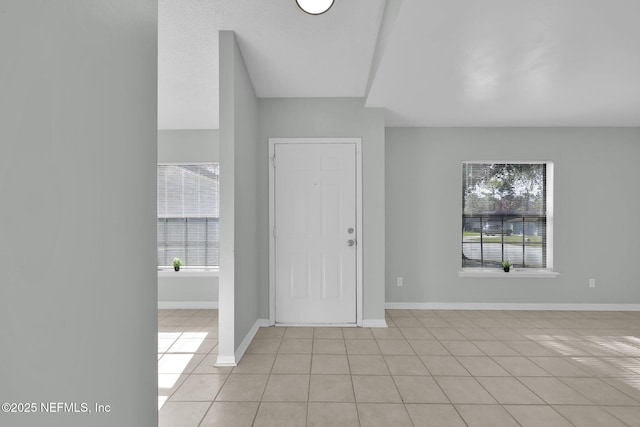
xmin=269 ymin=138 xmax=363 ymax=326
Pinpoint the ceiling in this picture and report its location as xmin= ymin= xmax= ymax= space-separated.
xmin=158 ymin=0 xmax=640 ymax=129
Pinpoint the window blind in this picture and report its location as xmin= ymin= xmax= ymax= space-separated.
xmin=157 ymin=164 xmax=219 ymax=267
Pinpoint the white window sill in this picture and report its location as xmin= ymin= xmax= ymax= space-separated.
xmin=158 ymin=268 xmax=219 ymax=278
xmin=458 ymin=269 xmax=559 ymax=279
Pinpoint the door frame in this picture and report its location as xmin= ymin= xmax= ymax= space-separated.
xmin=268 ymin=138 xmax=363 ymax=327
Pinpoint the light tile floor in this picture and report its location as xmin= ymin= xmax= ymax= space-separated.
xmin=158 ymin=309 xmax=640 ymax=426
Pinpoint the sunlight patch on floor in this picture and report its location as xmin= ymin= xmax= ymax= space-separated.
xmin=157 ymin=332 xmax=209 ymax=409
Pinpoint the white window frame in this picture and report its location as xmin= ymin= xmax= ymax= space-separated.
xmin=458 ymin=161 xmax=558 ymax=278
xmin=157 ymin=162 xmax=220 ymax=273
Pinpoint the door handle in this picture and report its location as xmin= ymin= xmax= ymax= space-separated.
xmin=347 ymin=239 xmax=356 ymax=247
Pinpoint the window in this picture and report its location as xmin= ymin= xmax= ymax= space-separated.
xmin=157 ymin=164 xmax=219 ymax=269
xmin=462 ymin=162 xmax=553 ymax=270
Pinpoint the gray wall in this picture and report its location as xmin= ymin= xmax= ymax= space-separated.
xmin=158 ymin=129 xmax=219 ymax=163
xmin=258 ymin=98 xmax=386 ymax=322
xmin=158 ymin=277 xmax=217 ymax=303
xmin=157 ymin=129 xmax=219 ymax=305
xmin=0 ymin=1 xmax=157 ymax=426
xmin=386 ymin=127 xmax=640 ymax=304
xmin=219 ymin=31 xmax=260 ymax=361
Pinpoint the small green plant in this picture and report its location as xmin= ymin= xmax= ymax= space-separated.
xmin=172 ymin=258 xmax=182 ymax=268
xmin=502 ymin=258 xmax=513 ymax=268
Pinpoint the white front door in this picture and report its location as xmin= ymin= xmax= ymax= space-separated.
xmin=273 ymin=141 xmax=358 ymax=324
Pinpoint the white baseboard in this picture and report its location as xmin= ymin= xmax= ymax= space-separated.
xmin=158 ymin=301 xmax=219 ymax=309
xmin=362 ymin=319 xmax=388 ymax=328
xmin=215 ymin=356 xmax=236 ymax=367
xmin=234 ymin=318 xmax=270 ymax=363
xmin=385 ymin=302 xmax=640 ymax=311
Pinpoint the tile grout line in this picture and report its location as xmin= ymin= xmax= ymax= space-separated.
xmin=160 ymin=309 xmax=640 ymax=427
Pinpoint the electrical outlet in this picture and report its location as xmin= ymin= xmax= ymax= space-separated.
xmin=589 ymin=278 xmax=596 ymax=288
xmin=396 ymin=277 xmax=403 ymax=287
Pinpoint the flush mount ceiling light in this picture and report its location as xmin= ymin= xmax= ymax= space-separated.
xmin=296 ymin=0 xmax=335 ymax=15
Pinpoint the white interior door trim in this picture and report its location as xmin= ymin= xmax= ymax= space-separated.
xmin=269 ymin=138 xmax=363 ymax=327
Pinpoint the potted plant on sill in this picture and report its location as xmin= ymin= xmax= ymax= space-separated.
xmin=173 ymin=257 xmax=182 ymax=272
xmin=502 ymin=258 xmax=513 ymax=273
